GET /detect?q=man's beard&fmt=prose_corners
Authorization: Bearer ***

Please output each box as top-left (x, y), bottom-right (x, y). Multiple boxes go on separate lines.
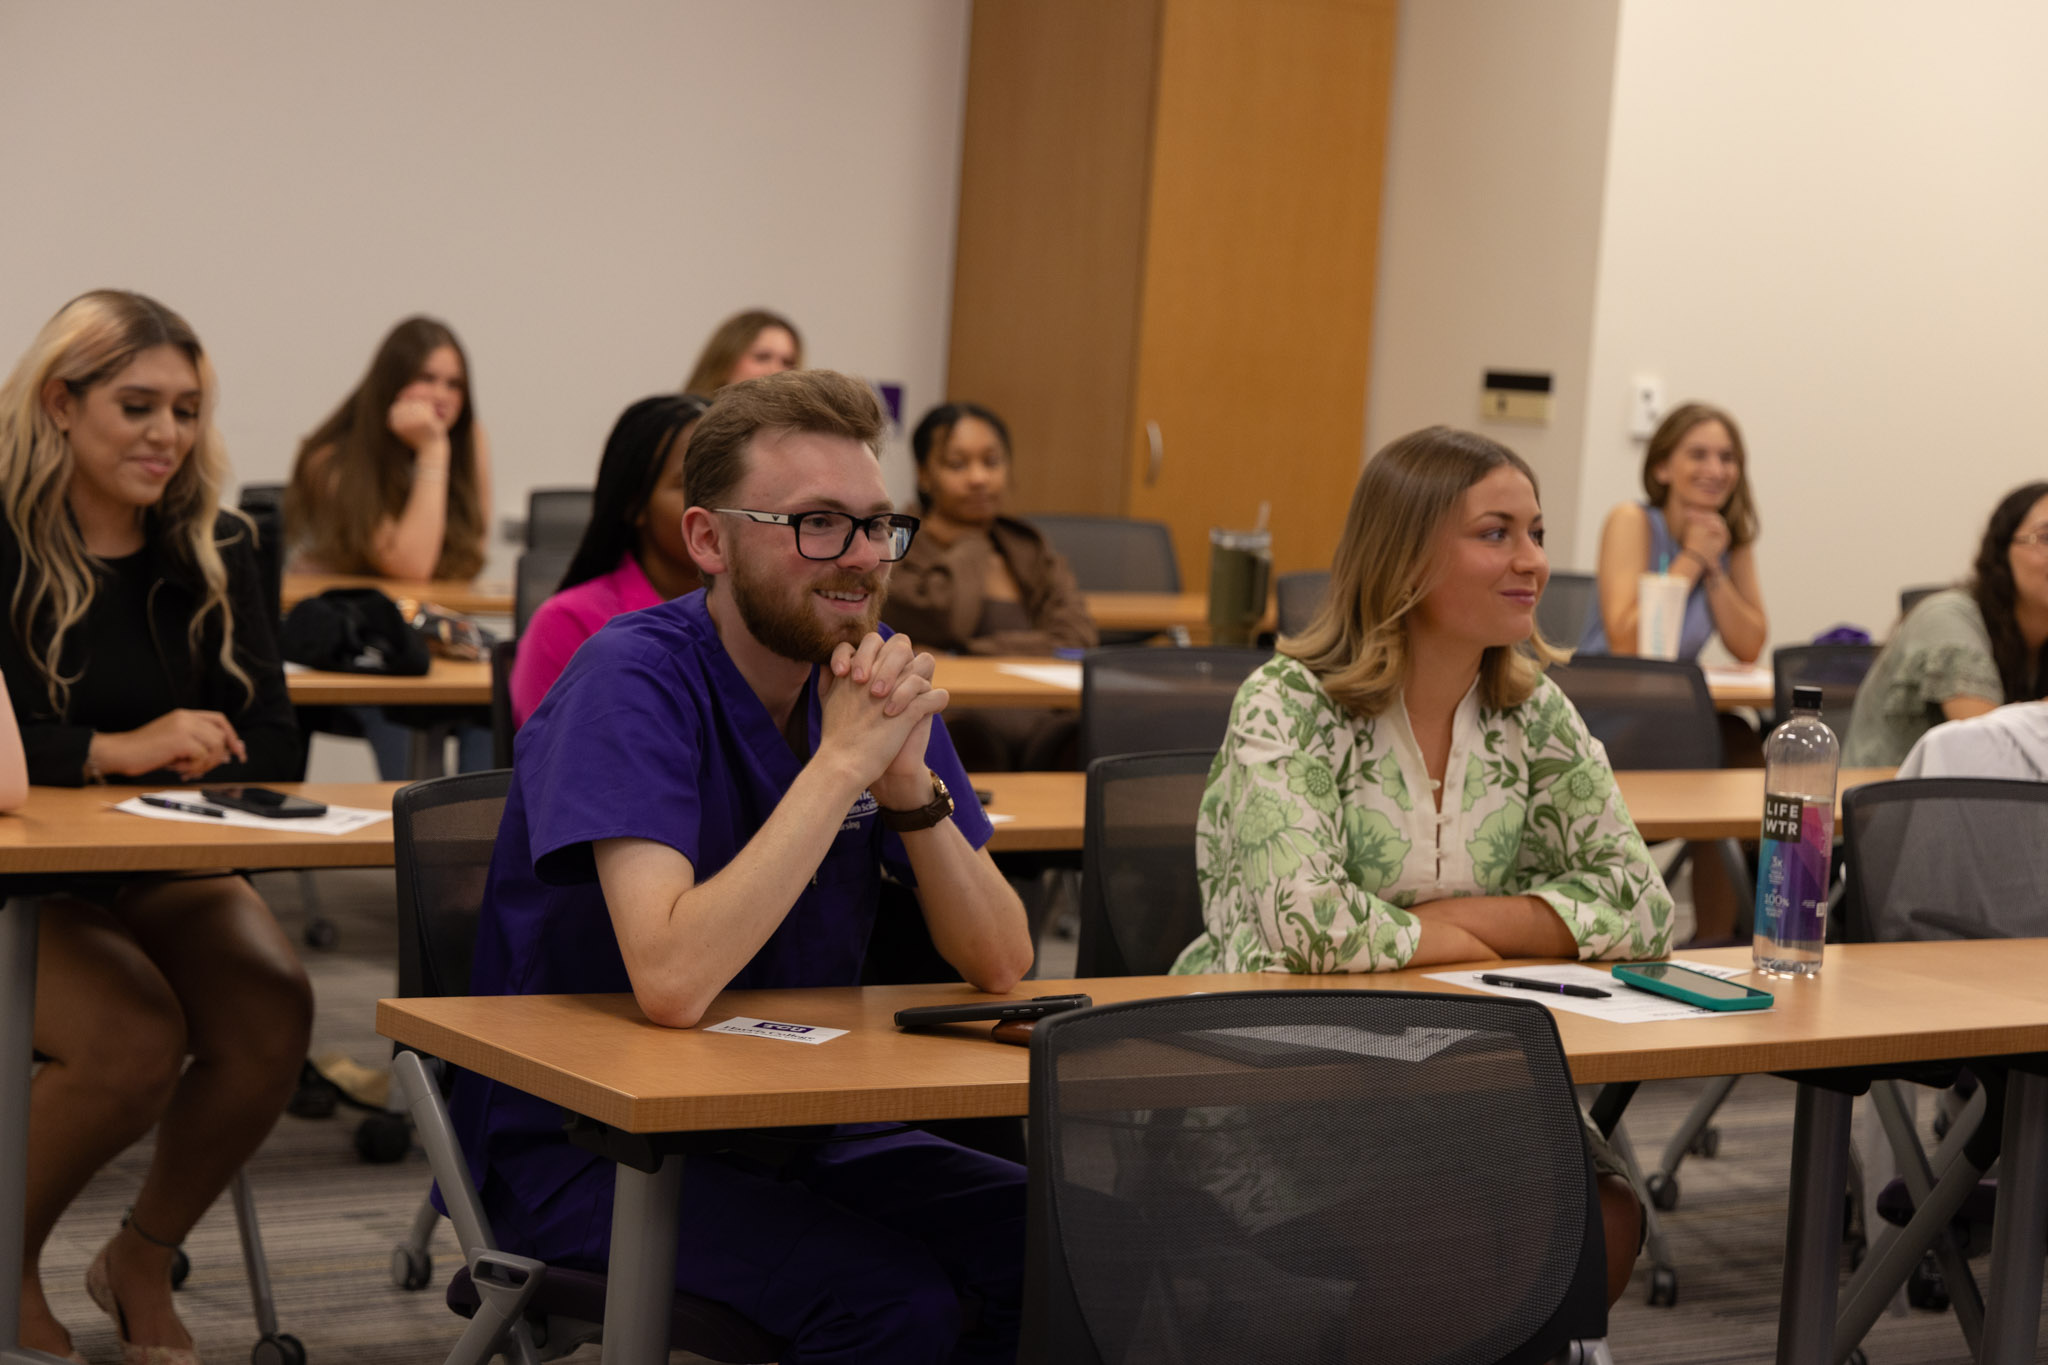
top-left (728, 554), bottom-right (887, 665)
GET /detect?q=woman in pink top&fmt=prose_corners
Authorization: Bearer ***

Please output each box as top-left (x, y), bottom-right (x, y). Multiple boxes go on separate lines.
top-left (510, 393), bottom-right (709, 725)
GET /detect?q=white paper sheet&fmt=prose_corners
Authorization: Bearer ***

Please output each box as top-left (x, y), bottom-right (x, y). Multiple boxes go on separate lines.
top-left (986, 813), bottom-right (1015, 825)
top-left (993, 662), bottom-right (1082, 691)
top-left (1425, 959), bottom-right (1769, 1023)
top-left (702, 1016), bottom-right (847, 1045)
top-left (1703, 663), bottom-right (1774, 693)
top-left (115, 790), bottom-right (391, 837)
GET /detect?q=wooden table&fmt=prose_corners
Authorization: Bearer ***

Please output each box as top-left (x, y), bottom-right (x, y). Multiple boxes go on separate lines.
top-left (379, 942), bottom-right (2048, 1364)
top-left (1083, 590), bottom-right (1209, 636)
top-left (0, 782), bottom-right (403, 1359)
top-left (931, 656), bottom-right (1081, 710)
top-left (286, 658), bottom-right (492, 707)
top-left (282, 573), bottom-right (513, 617)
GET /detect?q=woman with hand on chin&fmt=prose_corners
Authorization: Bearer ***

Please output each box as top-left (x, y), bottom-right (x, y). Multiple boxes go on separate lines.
top-left (286, 317), bottom-right (492, 774)
top-left (1582, 402), bottom-right (1767, 663)
top-left (1173, 425), bottom-right (1669, 1305)
top-left (0, 290), bottom-right (311, 1364)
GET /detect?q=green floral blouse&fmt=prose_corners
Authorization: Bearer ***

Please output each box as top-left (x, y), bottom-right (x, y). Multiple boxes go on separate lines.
top-left (1172, 655), bottom-right (1674, 974)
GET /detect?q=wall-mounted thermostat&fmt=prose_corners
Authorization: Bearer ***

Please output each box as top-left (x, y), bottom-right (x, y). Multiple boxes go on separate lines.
top-left (1481, 370), bottom-right (1553, 425)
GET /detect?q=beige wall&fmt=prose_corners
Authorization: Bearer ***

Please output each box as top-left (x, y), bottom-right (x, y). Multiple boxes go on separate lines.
top-left (1577, 0), bottom-right (2048, 646)
top-left (1367, 0), bottom-right (1622, 568)
top-left (0, 1), bottom-right (971, 569)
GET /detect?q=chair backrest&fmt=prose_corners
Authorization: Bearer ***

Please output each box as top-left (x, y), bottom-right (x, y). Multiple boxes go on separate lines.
top-left (1538, 572), bottom-right (1597, 647)
top-left (1771, 643), bottom-right (1879, 740)
top-left (1077, 750), bottom-right (1212, 977)
top-left (1080, 646), bottom-right (1269, 766)
top-left (237, 483), bottom-right (287, 616)
top-left (393, 770), bottom-right (514, 1000)
top-left (1022, 990), bottom-right (1607, 1365)
top-left (1899, 584), bottom-right (1944, 619)
top-left (1030, 515), bottom-right (1181, 593)
top-left (1273, 570), bottom-right (1329, 638)
top-left (526, 487), bottom-right (594, 550)
top-left (489, 638), bottom-right (517, 768)
top-left (1840, 778), bottom-right (2048, 943)
top-left (515, 548), bottom-right (573, 636)
top-left (1546, 655), bottom-right (1721, 769)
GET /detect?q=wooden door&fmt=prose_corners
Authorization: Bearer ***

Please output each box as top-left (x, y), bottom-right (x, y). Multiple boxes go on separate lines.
top-left (1125, 0), bottom-right (1397, 586)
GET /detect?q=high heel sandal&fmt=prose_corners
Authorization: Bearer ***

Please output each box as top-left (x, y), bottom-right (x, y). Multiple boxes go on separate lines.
top-left (84, 1212), bottom-right (202, 1365)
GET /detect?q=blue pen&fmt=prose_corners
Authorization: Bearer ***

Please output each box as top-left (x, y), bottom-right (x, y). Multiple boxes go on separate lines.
top-left (1481, 972), bottom-right (1610, 1000)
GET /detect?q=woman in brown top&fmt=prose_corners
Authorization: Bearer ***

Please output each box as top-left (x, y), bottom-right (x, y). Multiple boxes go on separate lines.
top-left (883, 402), bottom-right (1096, 768)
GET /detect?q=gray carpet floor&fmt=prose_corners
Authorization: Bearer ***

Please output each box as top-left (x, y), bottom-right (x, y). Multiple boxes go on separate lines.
top-left (31, 867), bottom-right (2038, 1363)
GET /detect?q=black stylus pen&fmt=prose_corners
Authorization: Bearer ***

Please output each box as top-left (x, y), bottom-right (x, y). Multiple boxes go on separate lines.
top-left (139, 795), bottom-right (226, 818)
top-left (1481, 972), bottom-right (1610, 1000)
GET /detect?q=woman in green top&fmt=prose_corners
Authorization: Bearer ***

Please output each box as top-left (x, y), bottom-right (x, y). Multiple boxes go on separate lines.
top-left (1174, 426), bottom-right (1673, 977)
top-left (1844, 481), bottom-right (2048, 767)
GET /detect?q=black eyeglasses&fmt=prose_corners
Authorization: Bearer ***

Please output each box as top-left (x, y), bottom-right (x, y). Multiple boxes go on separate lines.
top-left (716, 508), bottom-right (921, 562)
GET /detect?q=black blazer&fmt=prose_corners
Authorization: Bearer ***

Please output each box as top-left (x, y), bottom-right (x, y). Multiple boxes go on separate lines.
top-left (0, 511), bottom-right (303, 786)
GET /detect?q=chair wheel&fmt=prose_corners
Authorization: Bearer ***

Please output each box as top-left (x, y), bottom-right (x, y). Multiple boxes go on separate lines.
top-left (250, 1332), bottom-right (306, 1365)
top-left (1687, 1125), bottom-right (1721, 1158)
top-left (1846, 1352), bottom-right (1867, 1365)
top-left (1646, 1172), bottom-right (1680, 1211)
top-left (303, 917), bottom-right (338, 951)
top-left (169, 1246), bottom-right (190, 1290)
top-left (354, 1112), bottom-right (412, 1164)
top-left (389, 1244), bottom-right (433, 1291)
top-left (1907, 1253), bottom-right (1950, 1312)
top-left (1648, 1265), bottom-right (1678, 1308)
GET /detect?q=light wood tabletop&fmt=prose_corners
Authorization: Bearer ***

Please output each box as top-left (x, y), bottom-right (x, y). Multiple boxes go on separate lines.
top-left (931, 656), bottom-right (1082, 710)
top-left (1083, 590), bottom-right (1210, 634)
top-left (285, 657), bottom-right (492, 707)
top-left (974, 772), bottom-right (1085, 852)
top-left (0, 782), bottom-right (404, 874)
top-left (377, 940), bottom-right (2048, 1135)
top-left (281, 573), bottom-right (513, 617)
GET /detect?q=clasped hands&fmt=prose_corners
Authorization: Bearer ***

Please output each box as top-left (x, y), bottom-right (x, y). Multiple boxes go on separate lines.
top-left (818, 632), bottom-right (950, 811)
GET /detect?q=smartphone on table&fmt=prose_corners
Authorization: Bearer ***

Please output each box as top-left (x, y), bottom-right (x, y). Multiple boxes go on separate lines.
top-left (894, 994), bottom-right (1092, 1030)
top-left (1610, 962), bottom-right (1775, 1012)
top-left (200, 786), bottom-right (329, 819)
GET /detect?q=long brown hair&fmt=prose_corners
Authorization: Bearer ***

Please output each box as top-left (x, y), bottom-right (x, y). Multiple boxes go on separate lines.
top-left (1970, 481), bottom-right (2048, 702)
top-left (1641, 402), bottom-right (1759, 549)
top-left (1284, 426), bottom-right (1561, 718)
top-left (286, 316), bottom-right (484, 579)
top-left (0, 290), bottom-right (249, 713)
top-left (683, 310), bottom-right (803, 393)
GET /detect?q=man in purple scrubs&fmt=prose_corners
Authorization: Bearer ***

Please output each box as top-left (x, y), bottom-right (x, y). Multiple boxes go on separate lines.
top-left (454, 370), bottom-right (1035, 1363)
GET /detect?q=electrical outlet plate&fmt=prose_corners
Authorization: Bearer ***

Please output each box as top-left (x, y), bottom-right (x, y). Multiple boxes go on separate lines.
top-left (1629, 376), bottom-right (1665, 440)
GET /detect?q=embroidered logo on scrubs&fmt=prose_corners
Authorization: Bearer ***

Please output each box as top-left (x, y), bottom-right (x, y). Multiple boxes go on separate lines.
top-left (842, 790), bottom-right (879, 832)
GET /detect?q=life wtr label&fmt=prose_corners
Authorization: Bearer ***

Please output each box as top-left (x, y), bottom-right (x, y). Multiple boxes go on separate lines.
top-left (1754, 794), bottom-right (1831, 942)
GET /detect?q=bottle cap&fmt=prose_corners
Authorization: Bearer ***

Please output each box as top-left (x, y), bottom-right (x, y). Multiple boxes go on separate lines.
top-left (1792, 684), bottom-right (1824, 711)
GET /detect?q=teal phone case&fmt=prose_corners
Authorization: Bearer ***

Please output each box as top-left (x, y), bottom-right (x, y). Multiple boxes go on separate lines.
top-left (1611, 963), bottom-right (1775, 1012)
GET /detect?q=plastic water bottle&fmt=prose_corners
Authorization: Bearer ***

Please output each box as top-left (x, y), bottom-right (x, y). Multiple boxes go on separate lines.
top-left (1753, 685), bottom-right (1840, 977)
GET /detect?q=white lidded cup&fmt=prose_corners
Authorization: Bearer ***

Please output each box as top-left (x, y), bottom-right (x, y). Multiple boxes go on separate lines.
top-left (1636, 572), bottom-right (1688, 660)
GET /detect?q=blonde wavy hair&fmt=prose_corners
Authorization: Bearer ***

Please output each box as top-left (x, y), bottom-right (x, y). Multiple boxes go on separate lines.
top-left (0, 290), bottom-right (249, 714)
top-left (683, 309), bottom-right (804, 394)
top-left (1283, 425), bottom-right (1563, 718)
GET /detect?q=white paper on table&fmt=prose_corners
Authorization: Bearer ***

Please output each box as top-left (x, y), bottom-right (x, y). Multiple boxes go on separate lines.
top-left (986, 812), bottom-right (1016, 825)
top-left (993, 662), bottom-right (1082, 691)
top-left (1425, 962), bottom-right (1761, 1023)
top-left (114, 790), bottom-right (391, 837)
top-left (1703, 663), bottom-right (1774, 693)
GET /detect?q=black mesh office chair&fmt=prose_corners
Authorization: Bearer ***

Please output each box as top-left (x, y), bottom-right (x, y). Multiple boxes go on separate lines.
top-left (1546, 656), bottom-right (1721, 770)
top-left (1020, 991), bottom-right (1610, 1364)
top-left (525, 487), bottom-right (594, 551)
top-left (1539, 572), bottom-right (1597, 648)
top-left (385, 771), bottom-right (786, 1362)
top-left (515, 549), bottom-right (573, 636)
top-left (1829, 779), bottom-right (2048, 1360)
top-left (1075, 751), bottom-right (1211, 977)
top-left (1079, 646), bottom-right (1269, 766)
top-left (1899, 585), bottom-right (1945, 619)
top-left (1273, 570), bottom-right (1329, 638)
top-left (1031, 515), bottom-right (1181, 644)
top-left (489, 639), bottom-right (518, 769)
top-left (1771, 644), bottom-right (1879, 738)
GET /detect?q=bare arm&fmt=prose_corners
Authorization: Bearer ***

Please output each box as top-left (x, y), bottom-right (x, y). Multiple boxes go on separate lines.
top-left (1942, 696), bottom-right (1998, 722)
top-left (0, 675), bottom-right (25, 811)
top-left (1413, 895), bottom-right (1576, 960)
top-left (1701, 542), bottom-right (1768, 663)
top-left (368, 397), bottom-right (457, 580)
top-left (1592, 504), bottom-right (1650, 654)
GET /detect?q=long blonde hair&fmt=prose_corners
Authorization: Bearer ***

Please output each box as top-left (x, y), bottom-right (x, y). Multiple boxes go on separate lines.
top-left (1285, 426), bottom-right (1563, 717)
top-left (683, 309), bottom-right (803, 393)
top-left (0, 290), bottom-right (249, 714)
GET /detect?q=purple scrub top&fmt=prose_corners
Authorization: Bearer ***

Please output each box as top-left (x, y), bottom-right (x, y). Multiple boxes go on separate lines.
top-left (451, 589), bottom-right (993, 1211)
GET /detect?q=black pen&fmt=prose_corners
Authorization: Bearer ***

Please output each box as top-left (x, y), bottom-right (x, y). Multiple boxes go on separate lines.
top-left (1481, 972), bottom-right (1610, 1000)
top-left (139, 795), bottom-right (226, 819)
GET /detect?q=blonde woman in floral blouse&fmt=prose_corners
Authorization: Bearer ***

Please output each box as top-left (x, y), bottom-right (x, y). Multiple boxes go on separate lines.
top-left (1174, 426), bottom-right (1673, 977)
top-left (1173, 426), bottom-right (1670, 1304)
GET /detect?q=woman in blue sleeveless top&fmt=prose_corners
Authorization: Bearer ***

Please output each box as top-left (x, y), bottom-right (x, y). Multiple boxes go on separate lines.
top-left (1582, 402), bottom-right (1768, 663)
